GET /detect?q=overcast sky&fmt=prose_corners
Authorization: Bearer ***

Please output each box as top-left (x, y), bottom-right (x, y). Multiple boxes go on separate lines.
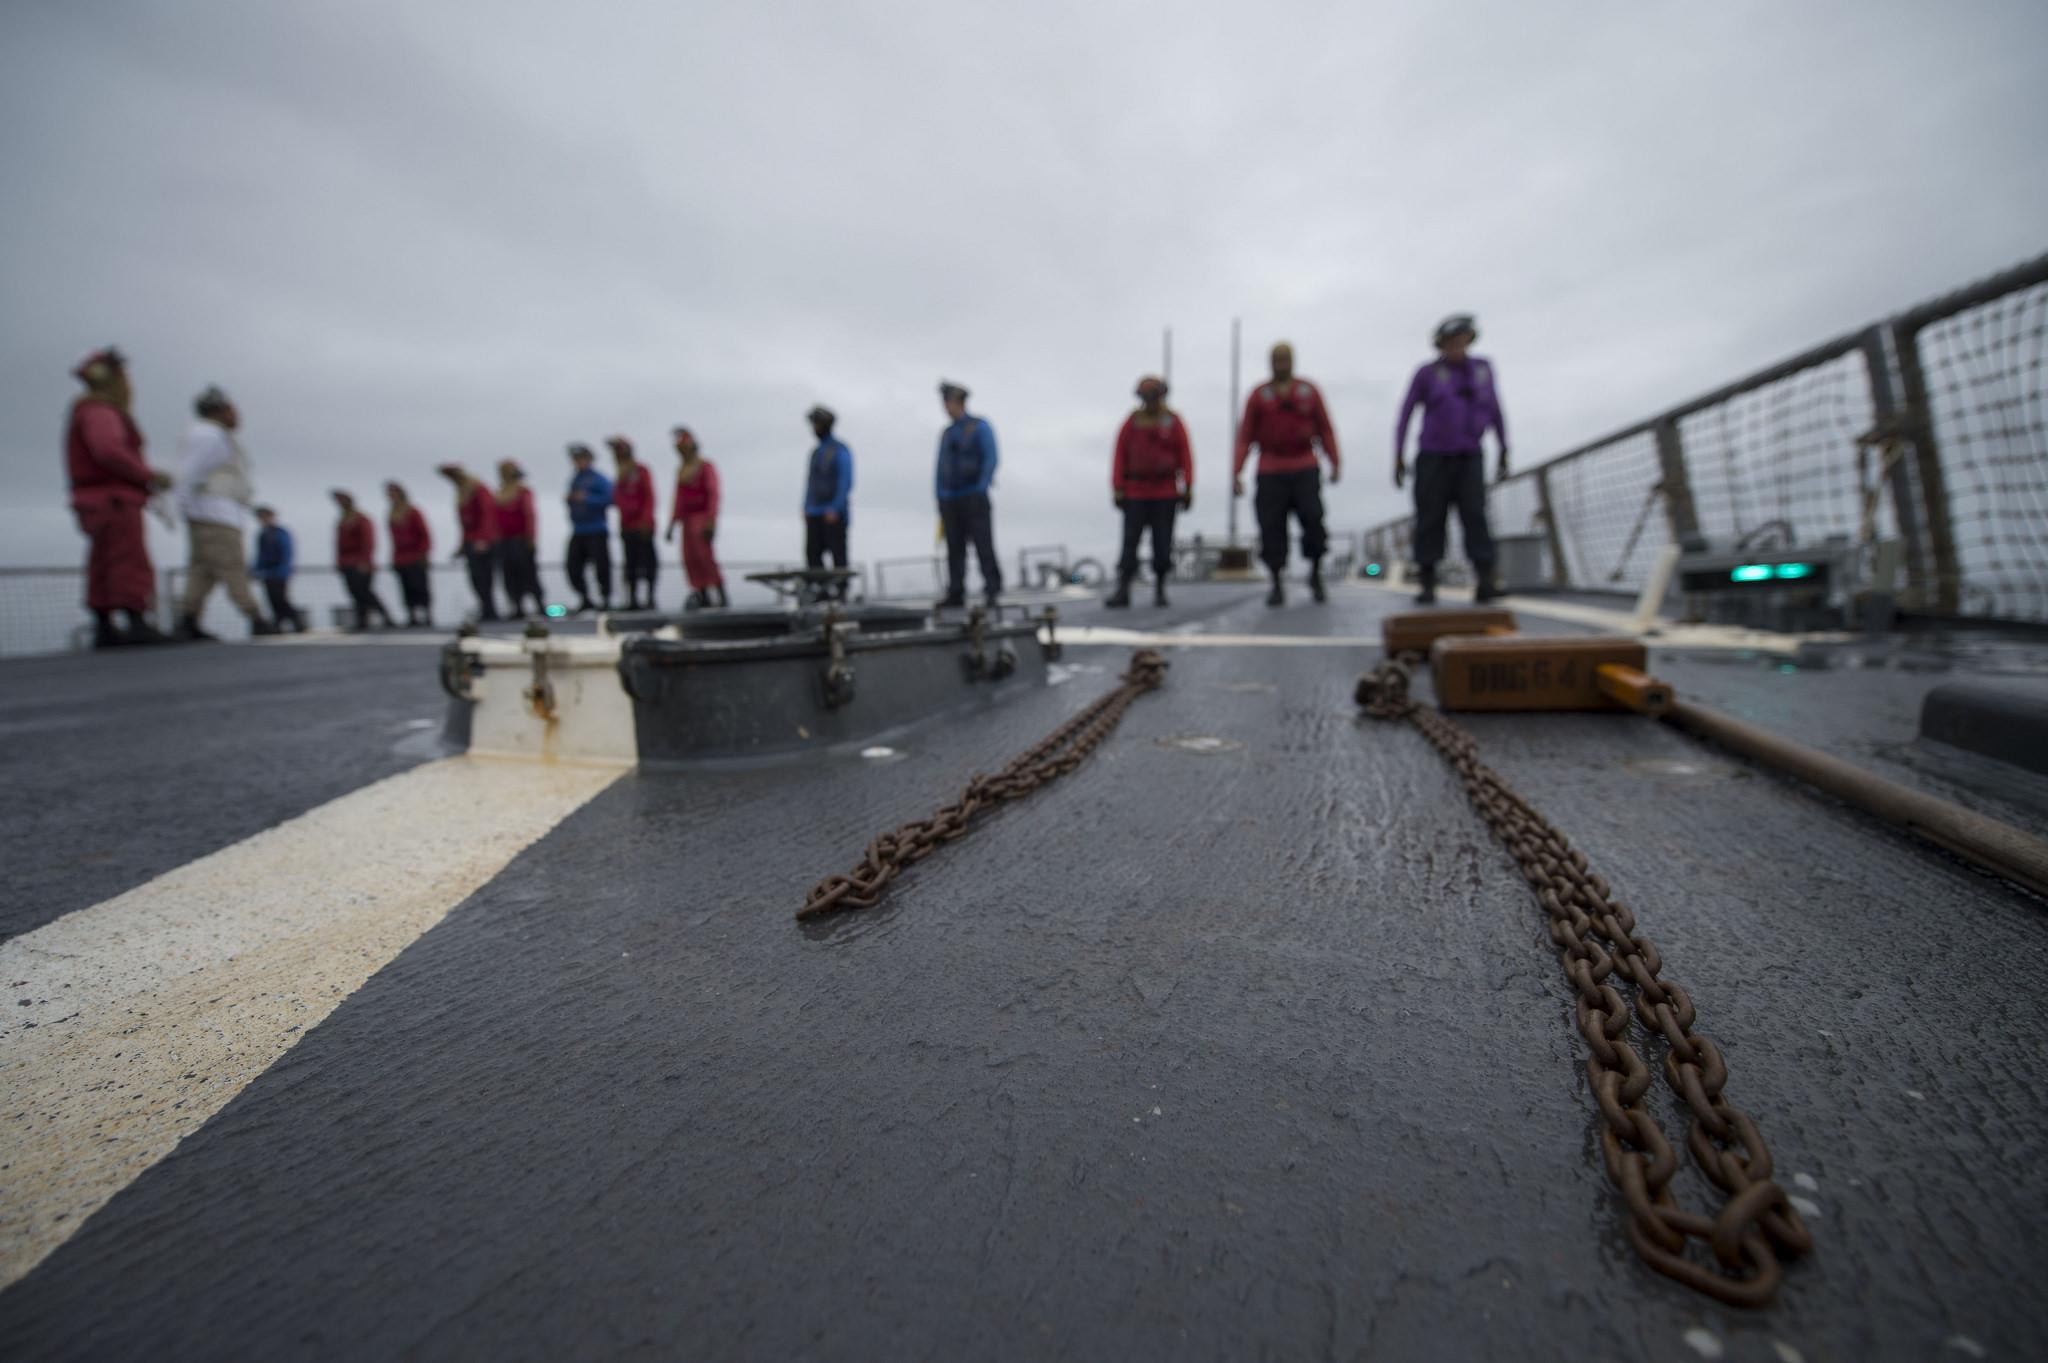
top-left (4, 0), bottom-right (2045, 581)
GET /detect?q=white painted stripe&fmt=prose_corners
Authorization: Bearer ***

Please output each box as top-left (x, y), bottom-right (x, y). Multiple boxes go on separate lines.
top-left (0, 756), bottom-right (622, 1289)
top-left (1349, 580), bottom-right (1852, 654)
top-left (1060, 625), bottom-right (1377, 648)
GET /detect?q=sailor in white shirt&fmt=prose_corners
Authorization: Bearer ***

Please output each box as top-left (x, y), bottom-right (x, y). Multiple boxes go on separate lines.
top-left (175, 386), bottom-right (275, 639)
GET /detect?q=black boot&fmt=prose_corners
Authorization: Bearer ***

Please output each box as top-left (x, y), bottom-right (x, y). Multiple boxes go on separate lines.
top-left (1266, 573), bottom-right (1285, 607)
top-left (713, 584), bottom-right (729, 608)
top-left (1105, 575), bottom-right (1132, 608)
top-left (1154, 574), bottom-right (1170, 608)
top-left (1473, 566), bottom-right (1501, 604)
top-left (176, 613), bottom-right (219, 642)
top-left (123, 610), bottom-right (171, 644)
top-left (1309, 559), bottom-right (1327, 603)
top-left (1414, 567), bottom-right (1437, 606)
top-left (250, 614), bottom-right (280, 637)
top-left (936, 590), bottom-right (965, 610)
top-left (93, 611), bottom-right (124, 649)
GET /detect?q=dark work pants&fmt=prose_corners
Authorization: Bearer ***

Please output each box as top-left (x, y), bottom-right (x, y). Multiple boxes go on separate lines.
top-left (394, 563), bottom-right (431, 615)
top-left (499, 539), bottom-right (541, 613)
top-left (1254, 468), bottom-right (1328, 572)
top-left (805, 514), bottom-right (850, 596)
top-left (621, 530), bottom-right (657, 594)
top-left (1412, 450), bottom-right (1495, 569)
top-left (262, 577), bottom-right (297, 627)
top-left (341, 568), bottom-right (393, 628)
top-left (939, 494), bottom-right (1001, 598)
top-left (1118, 498), bottom-right (1178, 579)
top-left (464, 544), bottom-right (499, 619)
top-left (567, 531), bottom-right (612, 604)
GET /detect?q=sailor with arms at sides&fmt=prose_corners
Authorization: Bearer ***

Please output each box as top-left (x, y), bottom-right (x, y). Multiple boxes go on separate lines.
top-left (495, 460), bottom-right (543, 619)
top-left (803, 404), bottom-right (854, 601)
top-left (1107, 375), bottom-right (1193, 609)
top-left (611, 435), bottom-right (659, 611)
top-left (385, 481), bottom-right (433, 627)
top-left (332, 489), bottom-right (396, 631)
top-left (665, 426), bottom-right (726, 609)
top-left (250, 505), bottom-right (307, 632)
top-left (174, 384), bottom-right (275, 640)
top-left (934, 380), bottom-right (1001, 609)
top-left (437, 462), bottom-right (500, 620)
top-left (564, 442), bottom-right (614, 614)
top-left (1394, 313), bottom-right (1508, 605)
top-left (1233, 341), bottom-right (1341, 607)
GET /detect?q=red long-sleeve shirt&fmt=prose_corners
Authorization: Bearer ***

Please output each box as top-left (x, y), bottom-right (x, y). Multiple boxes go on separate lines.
top-left (670, 461), bottom-right (721, 522)
top-left (458, 482), bottom-right (499, 546)
top-left (337, 512), bottom-right (375, 570)
top-left (614, 463), bottom-right (656, 532)
top-left (1112, 411), bottom-right (1194, 500)
top-left (1233, 379), bottom-right (1339, 477)
top-left (388, 506), bottom-right (431, 565)
top-left (65, 400), bottom-right (154, 510)
top-left (495, 486), bottom-right (536, 541)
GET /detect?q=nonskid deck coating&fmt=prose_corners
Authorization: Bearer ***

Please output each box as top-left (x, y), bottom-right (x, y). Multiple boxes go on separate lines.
top-left (1, 583), bottom-right (2043, 1361)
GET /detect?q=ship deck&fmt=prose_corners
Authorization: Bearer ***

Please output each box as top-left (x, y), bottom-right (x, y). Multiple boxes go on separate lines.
top-left (3, 582), bottom-right (2044, 1362)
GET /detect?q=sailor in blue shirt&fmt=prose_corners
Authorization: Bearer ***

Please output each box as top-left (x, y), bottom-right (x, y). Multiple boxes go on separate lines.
top-left (564, 443), bottom-right (615, 613)
top-left (803, 405), bottom-right (854, 601)
top-left (249, 505), bottom-right (307, 631)
top-left (933, 380), bottom-right (1001, 607)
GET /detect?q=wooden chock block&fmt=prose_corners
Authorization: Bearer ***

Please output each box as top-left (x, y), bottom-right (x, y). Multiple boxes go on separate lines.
top-left (1382, 609), bottom-right (1517, 657)
top-left (1429, 634), bottom-right (1650, 711)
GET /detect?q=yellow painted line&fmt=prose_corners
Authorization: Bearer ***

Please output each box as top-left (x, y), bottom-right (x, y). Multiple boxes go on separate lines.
top-left (0, 756), bottom-right (622, 1289)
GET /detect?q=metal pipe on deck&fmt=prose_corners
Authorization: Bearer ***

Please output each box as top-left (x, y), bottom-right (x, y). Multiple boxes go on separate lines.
top-left (1663, 699), bottom-right (2048, 900)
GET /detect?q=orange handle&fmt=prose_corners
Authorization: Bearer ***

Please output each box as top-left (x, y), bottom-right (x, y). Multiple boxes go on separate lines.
top-left (1596, 662), bottom-right (1673, 715)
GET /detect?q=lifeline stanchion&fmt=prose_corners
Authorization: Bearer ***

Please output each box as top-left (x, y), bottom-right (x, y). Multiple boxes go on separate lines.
top-left (1357, 654), bottom-right (1813, 1307)
top-left (799, 650), bottom-right (1168, 920)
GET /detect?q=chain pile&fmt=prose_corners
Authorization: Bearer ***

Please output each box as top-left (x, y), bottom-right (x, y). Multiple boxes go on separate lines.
top-left (1357, 655), bottom-right (1812, 1306)
top-left (799, 650), bottom-right (1168, 921)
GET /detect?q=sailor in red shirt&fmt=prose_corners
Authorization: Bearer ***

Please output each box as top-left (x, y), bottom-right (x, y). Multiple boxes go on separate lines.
top-left (494, 460), bottom-right (542, 619)
top-left (610, 436), bottom-right (659, 611)
top-left (63, 347), bottom-right (173, 647)
top-left (384, 481), bottom-right (433, 627)
top-left (332, 490), bottom-right (395, 630)
top-left (437, 463), bottom-right (500, 621)
top-left (663, 427), bottom-right (726, 609)
top-left (1106, 375), bottom-right (1194, 609)
top-left (1232, 341), bottom-right (1341, 606)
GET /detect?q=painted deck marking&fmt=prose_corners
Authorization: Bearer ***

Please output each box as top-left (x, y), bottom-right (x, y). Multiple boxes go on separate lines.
top-left (0, 756), bottom-right (622, 1289)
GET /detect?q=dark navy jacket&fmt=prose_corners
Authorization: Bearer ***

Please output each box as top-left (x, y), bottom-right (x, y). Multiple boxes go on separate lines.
top-left (566, 468), bottom-right (613, 535)
top-left (251, 524), bottom-right (294, 580)
top-left (934, 416), bottom-right (998, 501)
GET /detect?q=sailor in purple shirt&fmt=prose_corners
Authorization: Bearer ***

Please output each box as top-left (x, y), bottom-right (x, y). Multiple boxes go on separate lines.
top-left (1394, 314), bottom-right (1510, 604)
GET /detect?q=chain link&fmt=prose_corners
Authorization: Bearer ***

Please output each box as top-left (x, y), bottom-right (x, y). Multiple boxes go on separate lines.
top-left (1358, 654), bottom-right (1813, 1306)
top-left (799, 650), bottom-right (1168, 921)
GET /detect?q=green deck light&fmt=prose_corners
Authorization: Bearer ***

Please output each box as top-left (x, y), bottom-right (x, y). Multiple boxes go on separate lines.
top-left (544, 603), bottom-right (568, 618)
top-left (1365, 562), bottom-right (1383, 577)
top-left (1774, 562), bottom-right (1815, 580)
top-left (1730, 564), bottom-right (1773, 582)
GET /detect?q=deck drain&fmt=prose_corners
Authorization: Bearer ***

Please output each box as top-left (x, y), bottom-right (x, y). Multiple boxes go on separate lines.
top-left (1157, 735), bottom-right (1243, 755)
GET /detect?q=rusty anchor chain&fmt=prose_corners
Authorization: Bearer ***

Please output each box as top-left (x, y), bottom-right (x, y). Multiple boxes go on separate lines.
top-left (799, 650), bottom-right (1168, 921)
top-left (1356, 654), bottom-right (1813, 1307)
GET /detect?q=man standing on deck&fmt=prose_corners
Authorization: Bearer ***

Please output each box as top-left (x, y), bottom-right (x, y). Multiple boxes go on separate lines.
top-left (386, 481), bottom-right (432, 627)
top-left (934, 381), bottom-right (1001, 609)
top-left (63, 347), bottom-right (173, 647)
top-left (438, 463), bottom-right (500, 620)
top-left (1233, 342), bottom-right (1341, 607)
top-left (1395, 314), bottom-right (1509, 605)
top-left (173, 385), bottom-right (275, 640)
top-left (250, 506), bottom-right (306, 631)
top-left (565, 443), bottom-right (614, 614)
top-left (332, 490), bottom-right (396, 631)
top-left (610, 436), bottom-right (658, 611)
top-left (803, 405), bottom-right (853, 601)
top-left (495, 460), bottom-right (542, 618)
top-left (1108, 375), bottom-right (1194, 609)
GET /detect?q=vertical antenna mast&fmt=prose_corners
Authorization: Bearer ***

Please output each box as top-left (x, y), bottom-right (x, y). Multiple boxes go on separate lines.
top-left (1163, 326), bottom-right (1173, 386)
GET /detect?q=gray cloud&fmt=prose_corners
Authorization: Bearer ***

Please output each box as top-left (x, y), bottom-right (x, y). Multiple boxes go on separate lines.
top-left (4, 0), bottom-right (2045, 579)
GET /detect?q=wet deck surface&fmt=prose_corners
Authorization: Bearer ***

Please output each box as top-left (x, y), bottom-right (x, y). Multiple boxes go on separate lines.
top-left (3, 584), bottom-right (2045, 1360)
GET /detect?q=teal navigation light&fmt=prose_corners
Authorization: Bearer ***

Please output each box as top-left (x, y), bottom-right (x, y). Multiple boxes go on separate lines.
top-left (544, 603), bottom-right (568, 618)
top-left (1730, 564), bottom-right (1773, 582)
top-left (1730, 562), bottom-right (1819, 584)
top-left (1773, 562), bottom-right (1815, 580)
top-left (1365, 562), bottom-right (1383, 578)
